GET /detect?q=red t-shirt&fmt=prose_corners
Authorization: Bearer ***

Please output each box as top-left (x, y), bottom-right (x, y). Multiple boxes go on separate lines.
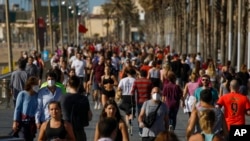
top-left (217, 92), bottom-right (250, 130)
top-left (89, 45), bottom-right (95, 53)
top-left (140, 65), bottom-right (151, 75)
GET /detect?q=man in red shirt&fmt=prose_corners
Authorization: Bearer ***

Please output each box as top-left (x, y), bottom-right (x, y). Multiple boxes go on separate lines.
top-left (90, 56), bottom-right (105, 110)
top-left (130, 70), bottom-right (152, 135)
top-left (140, 60), bottom-right (151, 75)
top-left (217, 79), bottom-right (250, 130)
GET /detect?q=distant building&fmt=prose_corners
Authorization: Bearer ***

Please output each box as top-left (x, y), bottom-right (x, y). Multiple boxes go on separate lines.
top-left (84, 6), bottom-right (115, 39)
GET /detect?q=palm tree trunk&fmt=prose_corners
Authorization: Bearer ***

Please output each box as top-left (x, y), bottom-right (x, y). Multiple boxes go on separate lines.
top-left (231, 1), bottom-right (237, 67)
top-left (220, 0), bottom-right (226, 65)
top-left (190, 0), bottom-right (197, 54)
top-left (200, 0), bottom-right (206, 57)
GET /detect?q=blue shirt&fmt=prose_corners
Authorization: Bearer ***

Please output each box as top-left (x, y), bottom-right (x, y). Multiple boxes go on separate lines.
top-left (35, 87), bottom-right (62, 123)
top-left (194, 87), bottom-right (218, 105)
top-left (13, 91), bottom-right (38, 121)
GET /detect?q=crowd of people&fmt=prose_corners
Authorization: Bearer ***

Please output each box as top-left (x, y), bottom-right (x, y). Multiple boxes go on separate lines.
top-left (8, 41), bottom-right (250, 141)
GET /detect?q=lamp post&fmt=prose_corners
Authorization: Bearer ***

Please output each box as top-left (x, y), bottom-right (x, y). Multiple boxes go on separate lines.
top-left (32, 0), bottom-right (38, 51)
top-left (5, 0), bottom-right (13, 72)
top-left (48, 0), bottom-right (53, 52)
top-left (66, 0), bottom-right (72, 43)
top-left (58, 0), bottom-right (63, 46)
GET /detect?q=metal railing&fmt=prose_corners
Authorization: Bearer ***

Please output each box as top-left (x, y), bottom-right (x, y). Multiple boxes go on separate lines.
top-left (0, 60), bottom-right (51, 109)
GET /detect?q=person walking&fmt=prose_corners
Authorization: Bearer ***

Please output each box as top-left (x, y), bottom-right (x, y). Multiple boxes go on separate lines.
top-left (138, 87), bottom-right (169, 141)
top-left (35, 71), bottom-right (63, 129)
top-left (94, 99), bottom-right (129, 141)
top-left (12, 76), bottom-right (39, 141)
top-left (118, 69), bottom-right (136, 127)
top-left (60, 76), bottom-right (92, 141)
top-left (186, 89), bottom-right (228, 140)
top-left (183, 71), bottom-right (199, 117)
top-left (25, 56), bottom-right (38, 78)
top-left (90, 55), bottom-right (105, 109)
top-left (194, 74), bottom-right (218, 105)
top-left (9, 59), bottom-right (28, 107)
top-left (130, 70), bottom-right (152, 135)
top-left (101, 66), bottom-right (118, 106)
top-left (162, 72), bottom-right (183, 131)
top-left (97, 117), bottom-right (119, 141)
top-left (38, 101), bottom-right (75, 141)
top-left (216, 79), bottom-right (250, 130)
top-left (188, 109), bottom-right (224, 141)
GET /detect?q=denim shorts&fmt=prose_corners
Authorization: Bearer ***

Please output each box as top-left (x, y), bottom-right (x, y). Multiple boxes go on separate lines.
top-left (93, 81), bottom-right (101, 90)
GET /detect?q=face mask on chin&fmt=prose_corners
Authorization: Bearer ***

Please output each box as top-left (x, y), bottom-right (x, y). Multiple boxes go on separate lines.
top-left (152, 93), bottom-right (161, 101)
top-left (47, 80), bottom-right (55, 87)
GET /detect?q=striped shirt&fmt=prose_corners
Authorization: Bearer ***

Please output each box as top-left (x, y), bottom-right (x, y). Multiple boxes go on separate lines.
top-left (130, 78), bottom-right (153, 104)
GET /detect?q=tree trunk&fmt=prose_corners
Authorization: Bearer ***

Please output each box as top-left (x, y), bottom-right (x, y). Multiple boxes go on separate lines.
top-left (190, 0), bottom-right (197, 54)
top-left (200, 0), bottom-right (206, 57)
top-left (220, 0), bottom-right (226, 65)
top-left (231, 1), bottom-right (237, 67)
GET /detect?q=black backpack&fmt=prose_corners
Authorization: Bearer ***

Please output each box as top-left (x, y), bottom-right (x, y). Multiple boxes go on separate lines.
top-left (70, 95), bottom-right (90, 130)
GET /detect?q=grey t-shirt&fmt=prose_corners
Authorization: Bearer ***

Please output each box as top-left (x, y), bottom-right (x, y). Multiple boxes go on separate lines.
top-left (142, 100), bottom-right (168, 137)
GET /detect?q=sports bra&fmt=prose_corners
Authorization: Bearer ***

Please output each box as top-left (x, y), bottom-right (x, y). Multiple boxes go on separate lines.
top-left (45, 120), bottom-right (67, 140)
top-left (103, 76), bottom-right (114, 85)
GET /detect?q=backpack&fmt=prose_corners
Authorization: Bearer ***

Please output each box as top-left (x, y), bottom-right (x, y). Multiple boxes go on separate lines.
top-left (70, 94), bottom-right (90, 130)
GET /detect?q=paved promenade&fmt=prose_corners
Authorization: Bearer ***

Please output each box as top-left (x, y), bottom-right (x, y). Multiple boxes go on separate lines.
top-left (0, 96), bottom-right (250, 141)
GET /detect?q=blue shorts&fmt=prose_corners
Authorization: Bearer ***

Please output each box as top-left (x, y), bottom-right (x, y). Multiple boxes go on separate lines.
top-left (93, 81), bottom-right (101, 90)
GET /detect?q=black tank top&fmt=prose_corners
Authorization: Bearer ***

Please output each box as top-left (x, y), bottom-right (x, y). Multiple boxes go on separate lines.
top-left (103, 76), bottom-right (114, 85)
top-left (115, 128), bottom-right (122, 141)
top-left (45, 120), bottom-right (67, 140)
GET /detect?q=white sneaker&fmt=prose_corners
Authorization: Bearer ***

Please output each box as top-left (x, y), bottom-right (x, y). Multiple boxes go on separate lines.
top-left (97, 102), bottom-right (101, 109)
top-left (94, 102), bottom-right (97, 109)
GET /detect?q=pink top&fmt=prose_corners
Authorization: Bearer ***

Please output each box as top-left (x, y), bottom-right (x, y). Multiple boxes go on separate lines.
top-left (187, 82), bottom-right (199, 96)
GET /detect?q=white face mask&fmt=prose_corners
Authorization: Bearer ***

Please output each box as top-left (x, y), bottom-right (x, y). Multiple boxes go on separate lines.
top-left (152, 93), bottom-right (161, 101)
top-left (48, 80), bottom-right (55, 87)
top-left (32, 85), bottom-right (40, 93)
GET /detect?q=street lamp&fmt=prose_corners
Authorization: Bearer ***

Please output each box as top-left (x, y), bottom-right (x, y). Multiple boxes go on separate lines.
top-left (48, 0), bottom-right (54, 53)
top-left (5, 0), bottom-right (13, 72)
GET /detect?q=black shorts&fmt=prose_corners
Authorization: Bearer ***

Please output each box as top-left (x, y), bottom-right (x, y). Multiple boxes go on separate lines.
top-left (119, 95), bottom-right (136, 115)
top-left (102, 88), bottom-right (115, 98)
top-left (85, 74), bottom-right (91, 82)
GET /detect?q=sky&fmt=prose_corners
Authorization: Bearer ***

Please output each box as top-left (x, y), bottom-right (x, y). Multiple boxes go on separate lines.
top-left (4, 0), bottom-right (106, 13)
top-left (89, 0), bottom-right (106, 13)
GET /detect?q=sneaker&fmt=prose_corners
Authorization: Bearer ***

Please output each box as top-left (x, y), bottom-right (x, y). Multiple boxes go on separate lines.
top-left (169, 125), bottom-right (174, 132)
top-left (138, 132), bottom-right (142, 137)
top-left (94, 102), bottom-right (97, 109)
top-left (97, 102), bottom-right (102, 109)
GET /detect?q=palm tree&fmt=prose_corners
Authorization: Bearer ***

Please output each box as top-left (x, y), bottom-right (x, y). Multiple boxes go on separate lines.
top-left (108, 0), bottom-right (138, 42)
top-left (101, 3), bottom-right (114, 41)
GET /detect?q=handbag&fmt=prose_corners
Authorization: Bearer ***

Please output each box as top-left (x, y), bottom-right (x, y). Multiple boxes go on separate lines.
top-left (143, 101), bottom-right (162, 128)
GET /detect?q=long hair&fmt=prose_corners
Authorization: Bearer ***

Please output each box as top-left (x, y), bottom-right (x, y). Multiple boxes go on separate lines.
top-left (100, 99), bottom-right (123, 122)
top-left (199, 109), bottom-right (216, 133)
top-left (24, 76), bottom-right (38, 91)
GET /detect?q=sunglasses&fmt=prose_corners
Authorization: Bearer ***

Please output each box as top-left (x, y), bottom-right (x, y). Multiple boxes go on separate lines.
top-left (202, 79), bottom-right (209, 82)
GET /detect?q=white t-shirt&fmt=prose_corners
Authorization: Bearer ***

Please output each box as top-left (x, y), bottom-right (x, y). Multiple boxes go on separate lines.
top-left (118, 77), bottom-right (135, 95)
top-left (69, 55), bottom-right (76, 65)
top-left (71, 59), bottom-right (86, 77)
